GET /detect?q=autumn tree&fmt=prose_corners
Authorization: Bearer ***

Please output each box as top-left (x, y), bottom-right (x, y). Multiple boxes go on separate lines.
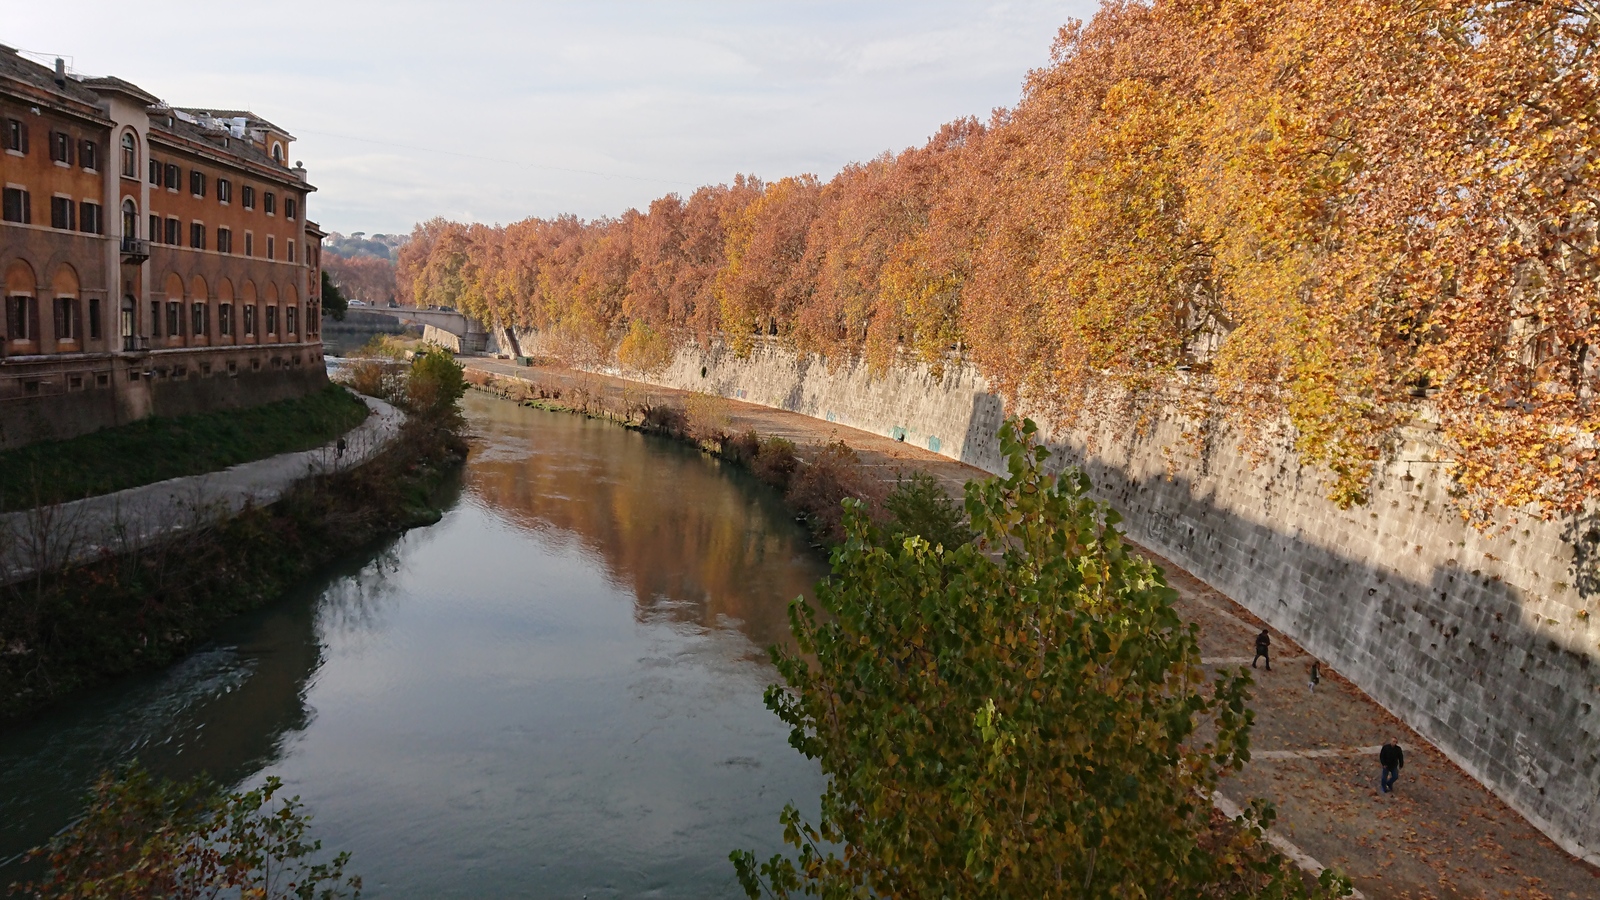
top-left (732, 420), bottom-right (1350, 899)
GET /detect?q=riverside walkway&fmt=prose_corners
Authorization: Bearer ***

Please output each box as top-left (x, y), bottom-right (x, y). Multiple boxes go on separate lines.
top-left (0, 392), bottom-right (403, 586)
top-left (465, 357), bottom-right (1599, 900)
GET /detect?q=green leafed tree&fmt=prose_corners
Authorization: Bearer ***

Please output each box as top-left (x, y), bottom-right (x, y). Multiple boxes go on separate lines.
top-left (321, 269), bottom-right (349, 322)
top-left (732, 419), bottom-right (1350, 899)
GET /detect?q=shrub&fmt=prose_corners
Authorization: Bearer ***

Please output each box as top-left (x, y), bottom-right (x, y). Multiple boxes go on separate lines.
top-left (785, 441), bottom-right (885, 543)
top-left (17, 764), bottom-right (361, 900)
top-left (733, 419), bottom-right (1350, 899)
top-left (406, 344), bottom-right (466, 413)
top-left (722, 430), bottom-right (761, 466)
top-left (884, 470), bottom-right (973, 550)
top-left (684, 392), bottom-right (731, 444)
top-left (750, 437), bottom-right (798, 491)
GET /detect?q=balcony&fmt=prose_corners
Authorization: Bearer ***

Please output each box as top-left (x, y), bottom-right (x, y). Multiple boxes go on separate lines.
top-left (122, 334), bottom-right (149, 352)
top-left (119, 237), bottom-right (150, 265)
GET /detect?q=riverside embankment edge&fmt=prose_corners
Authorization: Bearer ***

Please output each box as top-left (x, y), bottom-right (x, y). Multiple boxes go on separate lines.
top-left (486, 330), bottom-right (1600, 869)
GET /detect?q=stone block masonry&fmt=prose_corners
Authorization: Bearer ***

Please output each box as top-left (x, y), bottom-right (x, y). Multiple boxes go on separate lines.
top-left (498, 328), bottom-right (1600, 866)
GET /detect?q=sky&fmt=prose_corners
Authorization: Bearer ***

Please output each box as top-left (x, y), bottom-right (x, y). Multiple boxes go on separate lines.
top-left (7, 1), bottom-right (1100, 236)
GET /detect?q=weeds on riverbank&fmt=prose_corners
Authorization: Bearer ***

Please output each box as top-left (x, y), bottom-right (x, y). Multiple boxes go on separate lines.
top-left (0, 364), bottom-right (469, 722)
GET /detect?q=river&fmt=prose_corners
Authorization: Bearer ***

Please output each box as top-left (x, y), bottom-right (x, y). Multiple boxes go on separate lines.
top-left (0, 390), bottom-right (829, 898)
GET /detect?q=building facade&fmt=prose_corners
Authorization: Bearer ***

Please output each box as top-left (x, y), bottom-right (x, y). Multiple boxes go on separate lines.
top-left (0, 45), bottom-right (326, 450)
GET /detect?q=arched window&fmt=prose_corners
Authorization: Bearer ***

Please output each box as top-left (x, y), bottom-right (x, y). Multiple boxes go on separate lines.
top-left (121, 199), bottom-right (138, 240)
top-left (120, 132), bottom-right (137, 178)
top-left (271, 142), bottom-right (283, 165)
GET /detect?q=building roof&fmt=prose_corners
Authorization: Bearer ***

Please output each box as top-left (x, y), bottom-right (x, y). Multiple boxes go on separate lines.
top-left (175, 108), bottom-right (294, 140)
top-left (80, 75), bottom-right (160, 106)
top-left (0, 44), bottom-right (106, 108)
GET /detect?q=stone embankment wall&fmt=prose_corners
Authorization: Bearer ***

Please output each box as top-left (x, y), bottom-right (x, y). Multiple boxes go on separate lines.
top-left (496, 328), bottom-right (1600, 865)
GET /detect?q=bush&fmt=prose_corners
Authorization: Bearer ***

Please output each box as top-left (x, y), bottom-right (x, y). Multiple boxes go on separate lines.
top-left (884, 470), bottom-right (973, 550)
top-left (750, 437), bottom-right (798, 491)
top-left (406, 344), bottom-right (466, 413)
top-left (17, 764), bottom-right (361, 900)
top-left (785, 441), bottom-right (885, 543)
top-left (733, 419), bottom-right (1351, 899)
top-left (684, 392), bottom-right (731, 444)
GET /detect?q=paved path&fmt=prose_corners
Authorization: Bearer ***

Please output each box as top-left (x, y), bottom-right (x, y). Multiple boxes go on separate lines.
top-left (0, 392), bottom-right (403, 585)
top-left (466, 358), bottom-right (1600, 899)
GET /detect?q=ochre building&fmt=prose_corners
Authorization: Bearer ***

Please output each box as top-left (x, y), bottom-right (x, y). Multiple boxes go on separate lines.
top-left (0, 44), bottom-right (327, 449)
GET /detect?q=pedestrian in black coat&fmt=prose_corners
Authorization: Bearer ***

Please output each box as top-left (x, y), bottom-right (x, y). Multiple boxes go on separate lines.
top-left (1252, 629), bottom-right (1271, 670)
top-left (1379, 741), bottom-right (1405, 793)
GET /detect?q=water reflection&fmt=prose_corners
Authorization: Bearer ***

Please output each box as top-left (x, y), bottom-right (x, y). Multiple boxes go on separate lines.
top-left (465, 392), bottom-right (819, 651)
top-left (2, 391), bottom-right (828, 898)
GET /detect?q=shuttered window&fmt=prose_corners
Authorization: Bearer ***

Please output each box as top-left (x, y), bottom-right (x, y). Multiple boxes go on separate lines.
top-left (4, 118), bottom-right (27, 154)
top-left (2, 188), bottom-right (29, 224)
top-left (81, 202), bottom-right (102, 235)
top-left (50, 196), bottom-right (75, 230)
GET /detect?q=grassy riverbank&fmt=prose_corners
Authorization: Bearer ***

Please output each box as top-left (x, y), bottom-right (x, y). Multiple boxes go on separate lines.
top-left (0, 384), bottom-right (370, 512)
top-left (0, 391), bottom-right (466, 723)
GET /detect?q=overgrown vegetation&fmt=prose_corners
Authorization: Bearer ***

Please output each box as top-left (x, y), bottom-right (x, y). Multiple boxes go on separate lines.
top-left (11, 765), bottom-right (360, 900)
top-left (732, 420), bottom-right (1351, 898)
top-left (0, 385), bottom-right (369, 512)
top-left (0, 355), bottom-right (469, 722)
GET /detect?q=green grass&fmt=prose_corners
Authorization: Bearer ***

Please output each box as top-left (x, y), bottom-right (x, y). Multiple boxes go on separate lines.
top-left (0, 384), bottom-right (370, 512)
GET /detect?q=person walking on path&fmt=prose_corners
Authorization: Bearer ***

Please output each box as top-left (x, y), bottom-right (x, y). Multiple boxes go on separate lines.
top-left (1252, 629), bottom-right (1271, 670)
top-left (1308, 660), bottom-right (1321, 692)
top-left (1380, 741), bottom-right (1405, 793)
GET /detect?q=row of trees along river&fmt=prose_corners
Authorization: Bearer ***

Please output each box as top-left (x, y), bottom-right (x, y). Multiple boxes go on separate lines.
top-left (397, 0), bottom-right (1600, 526)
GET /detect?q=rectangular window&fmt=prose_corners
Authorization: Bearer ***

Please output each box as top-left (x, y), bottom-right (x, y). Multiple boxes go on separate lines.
top-left (81, 202), bottom-right (102, 235)
top-left (89, 298), bottom-right (101, 339)
top-left (148, 214), bottom-right (159, 243)
top-left (266, 305), bottom-right (277, 334)
top-left (190, 170), bottom-right (206, 197)
top-left (267, 236), bottom-right (275, 260)
top-left (245, 233), bottom-right (254, 257)
top-left (165, 163), bottom-right (180, 190)
top-left (4, 118), bottom-right (27, 154)
top-left (50, 131), bottom-right (74, 165)
top-left (165, 217), bottom-right (180, 245)
top-left (190, 222), bottom-right (205, 250)
top-left (54, 297), bottom-right (79, 341)
top-left (3, 188), bottom-right (30, 224)
top-left (217, 227), bottom-right (232, 254)
top-left (192, 302), bottom-right (206, 338)
top-left (51, 197), bottom-right (75, 230)
top-left (217, 179), bottom-right (232, 203)
top-left (264, 191), bottom-right (276, 215)
top-left (288, 240), bottom-right (296, 263)
top-left (286, 306), bottom-right (297, 335)
top-left (242, 185), bottom-right (255, 209)
top-left (285, 197), bottom-right (297, 220)
top-left (150, 300), bottom-right (161, 337)
top-left (220, 303), bottom-right (233, 336)
top-left (149, 159), bottom-right (160, 184)
top-left (243, 303), bottom-right (255, 336)
top-left (80, 140), bottom-right (97, 171)
top-left (7, 296), bottom-right (37, 341)
top-left (167, 301), bottom-right (182, 337)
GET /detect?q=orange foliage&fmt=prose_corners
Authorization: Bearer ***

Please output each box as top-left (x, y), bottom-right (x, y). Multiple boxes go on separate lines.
top-left (401, 0), bottom-right (1599, 522)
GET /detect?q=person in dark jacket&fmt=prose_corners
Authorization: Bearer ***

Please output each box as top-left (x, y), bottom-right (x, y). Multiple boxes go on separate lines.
top-left (1308, 660), bottom-right (1321, 692)
top-left (1252, 629), bottom-right (1271, 670)
top-left (1379, 741), bottom-right (1405, 793)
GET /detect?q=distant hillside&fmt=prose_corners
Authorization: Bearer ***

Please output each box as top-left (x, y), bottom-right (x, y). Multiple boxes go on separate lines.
top-left (324, 232), bottom-right (406, 261)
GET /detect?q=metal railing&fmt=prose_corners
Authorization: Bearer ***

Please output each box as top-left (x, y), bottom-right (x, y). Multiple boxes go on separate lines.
top-left (119, 236), bottom-right (150, 264)
top-left (122, 334), bottom-right (148, 352)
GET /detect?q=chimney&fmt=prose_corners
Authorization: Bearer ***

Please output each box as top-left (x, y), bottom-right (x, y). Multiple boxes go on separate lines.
top-left (53, 58), bottom-right (66, 86)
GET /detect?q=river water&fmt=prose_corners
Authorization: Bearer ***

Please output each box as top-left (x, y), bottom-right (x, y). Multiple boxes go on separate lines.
top-left (0, 391), bottom-right (829, 898)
